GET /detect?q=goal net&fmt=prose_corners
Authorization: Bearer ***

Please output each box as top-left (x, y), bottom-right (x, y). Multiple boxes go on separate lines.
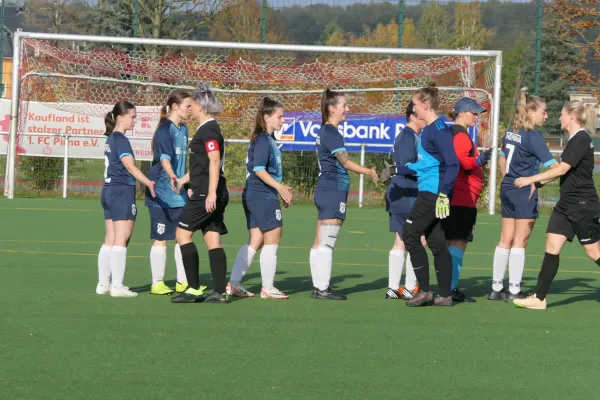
top-left (3, 33), bottom-right (501, 211)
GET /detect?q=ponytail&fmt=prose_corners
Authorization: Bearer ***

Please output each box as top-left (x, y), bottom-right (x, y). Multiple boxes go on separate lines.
top-left (104, 100), bottom-right (135, 136)
top-left (252, 97), bottom-right (284, 142)
top-left (153, 89), bottom-right (191, 150)
top-left (447, 110), bottom-right (458, 121)
top-left (513, 87), bottom-right (544, 131)
top-left (321, 88), bottom-right (343, 124)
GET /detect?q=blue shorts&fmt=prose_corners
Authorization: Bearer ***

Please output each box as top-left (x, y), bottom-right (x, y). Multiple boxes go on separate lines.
top-left (242, 196), bottom-right (282, 232)
top-left (389, 213), bottom-right (410, 237)
top-left (314, 187), bottom-right (348, 221)
top-left (148, 207), bottom-right (183, 240)
top-left (500, 185), bottom-right (539, 219)
top-left (101, 185), bottom-right (137, 222)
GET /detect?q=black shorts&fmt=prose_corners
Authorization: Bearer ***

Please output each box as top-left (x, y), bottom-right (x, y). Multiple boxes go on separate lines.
top-left (178, 191), bottom-right (229, 235)
top-left (441, 206), bottom-right (477, 242)
top-left (547, 202), bottom-right (600, 245)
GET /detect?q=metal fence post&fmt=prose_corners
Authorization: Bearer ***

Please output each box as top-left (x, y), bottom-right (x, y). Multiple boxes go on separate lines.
top-left (358, 145), bottom-right (365, 208)
top-left (62, 134), bottom-right (69, 198)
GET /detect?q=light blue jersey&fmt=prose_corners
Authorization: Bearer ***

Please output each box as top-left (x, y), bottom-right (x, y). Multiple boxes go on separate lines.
top-left (145, 120), bottom-right (189, 208)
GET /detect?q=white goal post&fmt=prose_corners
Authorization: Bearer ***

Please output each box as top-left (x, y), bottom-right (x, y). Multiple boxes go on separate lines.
top-left (3, 31), bottom-right (503, 214)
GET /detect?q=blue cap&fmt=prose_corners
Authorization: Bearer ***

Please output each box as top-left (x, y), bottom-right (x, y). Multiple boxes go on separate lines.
top-left (454, 97), bottom-right (487, 114)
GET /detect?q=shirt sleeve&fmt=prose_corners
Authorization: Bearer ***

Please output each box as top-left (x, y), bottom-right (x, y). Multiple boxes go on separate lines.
top-left (154, 126), bottom-right (175, 161)
top-left (453, 133), bottom-right (479, 171)
top-left (436, 130), bottom-right (459, 196)
top-left (322, 126), bottom-right (345, 154)
top-left (202, 128), bottom-right (221, 154)
top-left (528, 131), bottom-right (556, 167)
top-left (116, 135), bottom-right (133, 159)
top-left (561, 133), bottom-right (590, 168)
top-left (252, 136), bottom-right (270, 172)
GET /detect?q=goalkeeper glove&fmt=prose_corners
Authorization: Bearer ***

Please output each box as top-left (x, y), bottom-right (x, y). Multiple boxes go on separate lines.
top-left (435, 193), bottom-right (450, 219)
top-left (476, 148), bottom-right (493, 167)
top-left (379, 161), bottom-right (397, 183)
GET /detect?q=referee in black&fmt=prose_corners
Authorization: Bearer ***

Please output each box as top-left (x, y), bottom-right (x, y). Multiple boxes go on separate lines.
top-left (172, 83), bottom-right (231, 304)
top-left (513, 100), bottom-right (600, 309)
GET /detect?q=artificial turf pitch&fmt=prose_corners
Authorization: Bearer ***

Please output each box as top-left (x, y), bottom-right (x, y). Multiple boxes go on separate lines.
top-left (1, 197), bottom-right (599, 399)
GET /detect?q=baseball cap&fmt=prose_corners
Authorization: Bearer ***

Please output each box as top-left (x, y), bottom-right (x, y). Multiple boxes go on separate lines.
top-left (454, 97), bottom-right (487, 114)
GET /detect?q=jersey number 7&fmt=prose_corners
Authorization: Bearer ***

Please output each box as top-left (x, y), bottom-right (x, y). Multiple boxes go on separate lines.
top-left (505, 143), bottom-right (515, 174)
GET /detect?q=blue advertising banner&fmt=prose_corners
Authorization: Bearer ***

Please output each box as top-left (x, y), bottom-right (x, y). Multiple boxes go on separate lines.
top-left (274, 113), bottom-right (478, 153)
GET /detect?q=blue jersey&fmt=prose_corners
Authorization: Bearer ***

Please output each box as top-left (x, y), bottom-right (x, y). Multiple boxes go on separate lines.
top-left (146, 120), bottom-right (189, 208)
top-left (104, 131), bottom-right (135, 186)
top-left (386, 126), bottom-right (419, 213)
top-left (244, 132), bottom-right (282, 200)
top-left (316, 124), bottom-right (349, 191)
top-left (500, 128), bottom-right (556, 184)
top-left (405, 118), bottom-right (459, 196)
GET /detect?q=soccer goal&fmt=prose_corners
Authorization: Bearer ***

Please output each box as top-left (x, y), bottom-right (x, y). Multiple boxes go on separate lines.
top-left (2, 31), bottom-right (502, 214)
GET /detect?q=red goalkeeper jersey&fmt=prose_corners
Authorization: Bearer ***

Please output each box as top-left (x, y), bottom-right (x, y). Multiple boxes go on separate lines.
top-left (450, 125), bottom-right (483, 208)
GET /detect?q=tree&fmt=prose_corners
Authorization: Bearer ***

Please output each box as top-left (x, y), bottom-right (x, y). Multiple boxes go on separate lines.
top-left (417, 2), bottom-right (450, 49)
top-left (324, 18), bottom-right (422, 48)
top-left (452, 1), bottom-right (495, 50)
top-left (549, 0), bottom-right (600, 100)
top-left (521, 17), bottom-right (579, 135)
top-left (23, 0), bottom-right (92, 34)
top-left (319, 21), bottom-right (344, 45)
top-left (500, 34), bottom-right (531, 125)
top-left (209, 0), bottom-right (289, 43)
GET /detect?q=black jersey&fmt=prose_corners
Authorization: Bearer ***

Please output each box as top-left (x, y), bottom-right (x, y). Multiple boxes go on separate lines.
top-left (188, 119), bottom-right (226, 197)
top-left (556, 129), bottom-right (598, 211)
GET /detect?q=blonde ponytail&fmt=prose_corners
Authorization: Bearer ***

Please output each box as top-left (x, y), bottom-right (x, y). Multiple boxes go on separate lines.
top-left (513, 87), bottom-right (544, 131)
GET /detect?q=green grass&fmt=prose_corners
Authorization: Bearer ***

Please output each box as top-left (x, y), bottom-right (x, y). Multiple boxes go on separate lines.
top-left (1, 197), bottom-right (600, 399)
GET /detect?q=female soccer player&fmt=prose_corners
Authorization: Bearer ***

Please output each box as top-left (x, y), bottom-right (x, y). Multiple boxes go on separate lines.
top-left (442, 97), bottom-right (493, 302)
top-left (171, 83), bottom-right (231, 304)
top-left (512, 101), bottom-right (599, 309)
top-left (146, 90), bottom-right (204, 296)
top-left (488, 89), bottom-right (558, 302)
top-left (98, 101), bottom-right (156, 297)
top-left (227, 97), bottom-right (293, 300)
top-left (309, 88), bottom-right (378, 300)
top-left (380, 101), bottom-right (424, 300)
top-left (392, 84), bottom-right (459, 307)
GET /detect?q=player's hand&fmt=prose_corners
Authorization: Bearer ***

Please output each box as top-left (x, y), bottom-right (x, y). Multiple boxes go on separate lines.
top-left (368, 168), bottom-right (378, 184)
top-left (528, 183), bottom-right (536, 201)
top-left (476, 148), bottom-right (493, 167)
top-left (379, 164), bottom-right (397, 183)
top-left (277, 184), bottom-right (293, 207)
top-left (187, 188), bottom-right (193, 198)
top-left (170, 175), bottom-right (178, 192)
top-left (435, 193), bottom-right (450, 219)
top-left (147, 181), bottom-right (156, 198)
top-left (206, 192), bottom-right (217, 213)
top-left (514, 177), bottom-right (532, 189)
top-left (174, 178), bottom-right (185, 194)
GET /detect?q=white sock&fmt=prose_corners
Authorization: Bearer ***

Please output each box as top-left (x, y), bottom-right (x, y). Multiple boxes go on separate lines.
top-left (404, 254), bottom-right (417, 291)
top-left (150, 246), bottom-right (167, 284)
top-left (260, 245), bottom-right (278, 290)
top-left (98, 245), bottom-right (112, 286)
top-left (315, 247), bottom-right (333, 291)
top-left (230, 244), bottom-right (257, 283)
top-left (309, 248), bottom-right (318, 287)
top-left (492, 247), bottom-right (510, 292)
top-left (174, 244), bottom-right (187, 283)
top-left (508, 248), bottom-right (525, 294)
top-left (388, 250), bottom-right (405, 290)
top-left (110, 246), bottom-right (127, 289)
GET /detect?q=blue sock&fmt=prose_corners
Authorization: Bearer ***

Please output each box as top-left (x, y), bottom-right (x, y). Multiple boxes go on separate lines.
top-left (449, 247), bottom-right (465, 292)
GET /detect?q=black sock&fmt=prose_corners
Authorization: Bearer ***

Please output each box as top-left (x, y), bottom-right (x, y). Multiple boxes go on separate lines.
top-left (595, 257), bottom-right (600, 268)
top-left (535, 252), bottom-right (559, 301)
top-left (209, 247), bottom-right (227, 294)
top-left (180, 242), bottom-right (200, 290)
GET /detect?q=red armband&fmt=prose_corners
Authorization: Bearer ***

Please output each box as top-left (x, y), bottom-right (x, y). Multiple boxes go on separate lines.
top-left (205, 140), bottom-right (220, 153)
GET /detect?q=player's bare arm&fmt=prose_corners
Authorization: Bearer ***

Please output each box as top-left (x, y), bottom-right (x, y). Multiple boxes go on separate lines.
top-left (335, 150), bottom-right (378, 183)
